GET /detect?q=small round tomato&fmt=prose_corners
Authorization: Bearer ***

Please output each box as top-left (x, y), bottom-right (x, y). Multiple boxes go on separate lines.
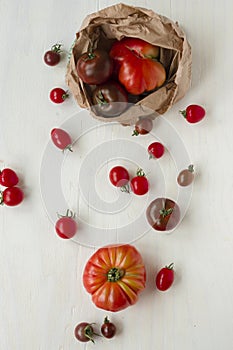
top-left (130, 169), bottom-right (149, 195)
top-left (44, 43), bottom-right (62, 66)
top-left (132, 118), bottom-right (153, 136)
top-left (55, 209), bottom-right (77, 239)
top-left (180, 104), bottom-right (206, 123)
top-left (146, 198), bottom-right (180, 231)
top-left (156, 263), bottom-right (175, 291)
top-left (0, 186), bottom-right (24, 206)
top-left (49, 88), bottom-right (68, 104)
top-left (51, 128), bottom-right (73, 151)
top-left (0, 168), bottom-right (19, 187)
top-left (148, 142), bottom-right (165, 159)
top-left (101, 317), bottom-right (116, 339)
top-left (76, 49), bottom-right (113, 85)
top-left (109, 166), bottom-right (130, 188)
top-left (177, 165), bottom-right (194, 186)
top-left (74, 322), bottom-right (95, 343)
top-left (92, 81), bottom-right (128, 117)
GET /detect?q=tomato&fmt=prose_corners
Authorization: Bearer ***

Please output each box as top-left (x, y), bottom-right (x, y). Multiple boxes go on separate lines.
top-left (51, 128), bottom-right (73, 152)
top-left (110, 37), bottom-right (166, 95)
top-left (0, 186), bottom-right (24, 206)
top-left (76, 49), bottom-right (113, 85)
top-left (146, 198), bottom-right (180, 231)
top-left (130, 169), bottom-right (149, 196)
top-left (92, 81), bottom-right (128, 117)
top-left (180, 104), bottom-right (206, 123)
top-left (177, 165), bottom-right (194, 186)
top-left (55, 209), bottom-right (77, 239)
top-left (101, 317), bottom-right (116, 339)
top-left (49, 88), bottom-right (68, 104)
top-left (74, 322), bottom-right (95, 343)
top-left (148, 142), bottom-right (165, 159)
top-left (109, 166), bottom-right (129, 188)
top-left (156, 263), bottom-right (175, 291)
top-left (83, 244), bottom-right (146, 312)
top-left (132, 118), bottom-right (153, 136)
top-left (44, 43), bottom-right (62, 66)
top-left (0, 168), bottom-right (19, 187)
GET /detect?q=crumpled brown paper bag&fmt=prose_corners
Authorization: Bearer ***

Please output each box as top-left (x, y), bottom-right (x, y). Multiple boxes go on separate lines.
top-left (66, 3), bottom-right (192, 125)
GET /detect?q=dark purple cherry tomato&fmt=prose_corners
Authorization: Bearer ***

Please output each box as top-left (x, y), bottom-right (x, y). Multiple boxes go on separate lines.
top-left (177, 165), bottom-right (194, 186)
top-left (55, 209), bottom-right (77, 239)
top-left (130, 168), bottom-right (149, 195)
top-left (74, 322), bottom-right (95, 343)
top-left (44, 43), bottom-right (62, 66)
top-left (132, 117), bottom-right (153, 136)
top-left (0, 186), bottom-right (24, 206)
top-left (0, 168), bottom-right (19, 187)
top-left (92, 81), bottom-right (128, 117)
top-left (156, 263), bottom-right (175, 291)
top-left (148, 142), bottom-right (165, 159)
top-left (101, 316), bottom-right (116, 339)
top-left (146, 198), bottom-right (180, 231)
top-left (180, 104), bottom-right (206, 123)
top-left (49, 88), bottom-right (68, 104)
top-left (51, 128), bottom-right (73, 151)
top-left (76, 49), bottom-right (113, 85)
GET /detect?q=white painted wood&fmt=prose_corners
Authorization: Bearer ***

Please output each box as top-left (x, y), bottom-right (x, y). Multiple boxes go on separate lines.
top-left (0, 0), bottom-right (233, 349)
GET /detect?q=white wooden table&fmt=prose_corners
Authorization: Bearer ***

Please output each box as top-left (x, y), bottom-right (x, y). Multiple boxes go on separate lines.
top-left (1, 1), bottom-right (233, 349)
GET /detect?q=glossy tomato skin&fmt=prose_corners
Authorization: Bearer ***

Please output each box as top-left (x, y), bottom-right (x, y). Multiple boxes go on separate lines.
top-left (156, 263), bottom-right (174, 291)
top-left (44, 43), bottom-right (62, 66)
top-left (0, 168), bottom-right (19, 187)
top-left (55, 217), bottom-right (77, 239)
top-left (74, 322), bottom-right (94, 343)
top-left (50, 88), bottom-right (68, 104)
top-left (101, 317), bottom-right (116, 339)
top-left (133, 118), bottom-right (153, 136)
top-left (130, 176), bottom-right (149, 195)
top-left (1, 186), bottom-right (24, 206)
top-left (146, 198), bottom-right (180, 231)
top-left (109, 166), bottom-right (129, 187)
top-left (177, 165), bottom-right (194, 186)
top-left (83, 244), bottom-right (146, 312)
top-left (51, 128), bottom-right (72, 151)
top-left (110, 37), bottom-right (166, 95)
top-left (180, 105), bottom-right (206, 123)
top-left (92, 81), bottom-right (128, 117)
top-left (76, 49), bottom-right (113, 85)
top-left (148, 142), bottom-right (165, 159)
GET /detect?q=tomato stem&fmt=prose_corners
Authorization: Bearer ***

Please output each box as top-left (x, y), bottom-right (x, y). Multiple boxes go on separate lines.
top-left (159, 208), bottom-right (173, 218)
top-left (188, 164), bottom-right (194, 173)
top-left (179, 110), bottom-right (187, 118)
top-left (57, 209), bottom-right (75, 219)
top-left (84, 324), bottom-right (95, 343)
top-left (107, 267), bottom-right (125, 282)
top-left (132, 129), bottom-right (139, 136)
top-left (120, 184), bottom-right (130, 193)
top-left (95, 91), bottom-right (108, 105)
top-left (166, 263), bottom-right (174, 270)
top-left (62, 144), bottom-right (73, 153)
top-left (0, 191), bottom-right (3, 205)
top-left (51, 43), bottom-right (62, 53)
top-left (136, 168), bottom-right (145, 177)
top-left (62, 91), bottom-right (69, 101)
top-left (104, 316), bottom-right (110, 324)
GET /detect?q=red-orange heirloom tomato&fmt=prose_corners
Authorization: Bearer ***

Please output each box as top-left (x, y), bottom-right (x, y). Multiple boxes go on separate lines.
top-left (83, 244), bottom-right (146, 312)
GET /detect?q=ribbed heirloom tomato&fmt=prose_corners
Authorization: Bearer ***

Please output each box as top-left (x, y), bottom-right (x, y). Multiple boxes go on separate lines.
top-left (83, 244), bottom-right (146, 312)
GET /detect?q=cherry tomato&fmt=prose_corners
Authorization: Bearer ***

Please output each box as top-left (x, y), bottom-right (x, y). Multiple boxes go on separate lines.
top-left (146, 198), bottom-right (180, 231)
top-left (148, 142), bottom-right (165, 159)
top-left (177, 165), bottom-right (194, 186)
top-left (132, 118), bottom-right (153, 136)
top-left (0, 168), bottom-right (19, 187)
top-left (101, 316), bottom-right (116, 339)
top-left (74, 322), bottom-right (95, 343)
top-left (44, 43), bottom-right (62, 66)
top-left (156, 263), bottom-right (175, 291)
top-left (0, 186), bottom-right (24, 206)
top-left (109, 166), bottom-right (130, 189)
top-left (130, 169), bottom-right (149, 195)
top-left (55, 209), bottom-right (77, 239)
top-left (180, 104), bottom-right (206, 123)
top-left (51, 128), bottom-right (73, 152)
top-left (92, 81), bottom-right (128, 117)
top-left (49, 88), bottom-right (68, 104)
top-left (76, 49), bottom-right (113, 85)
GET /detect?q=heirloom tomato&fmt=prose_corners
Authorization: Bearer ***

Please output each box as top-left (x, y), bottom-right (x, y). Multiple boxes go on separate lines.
top-left (83, 244), bottom-right (146, 312)
top-left (110, 37), bottom-right (166, 95)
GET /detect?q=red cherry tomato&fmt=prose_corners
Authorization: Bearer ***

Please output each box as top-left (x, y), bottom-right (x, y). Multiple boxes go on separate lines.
top-left (0, 186), bottom-right (24, 206)
top-left (156, 263), bottom-right (175, 291)
top-left (101, 317), bottom-right (116, 339)
top-left (49, 88), bottom-right (69, 104)
top-left (148, 142), bottom-right (165, 159)
top-left (0, 168), bottom-right (19, 187)
top-left (109, 166), bottom-right (130, 188)
top-left (130, 169), bottom-right (149, 195)
top-left (55, 209), bottom-right (77, 239)
top-left (51, 128), bottom-right (73, 151)
top-left (132, 118), bottom-right (153, 136)
top-left (180, 104), bottom-right (206, 123)
top-left (44, 43), bottom-right (62, 66)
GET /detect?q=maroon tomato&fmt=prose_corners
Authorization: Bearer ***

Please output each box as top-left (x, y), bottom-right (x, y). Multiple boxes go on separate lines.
top-left (132, 118), bottom-right (153, 136)
top-left (49, 88), bottom-right (69, 104)
top-left (148, 142), bottom-right (165, 159)
top-left (0, 186), bottom-right (24, 206)
top-left (76, 49), bottom-right (113, 85)
top-left (177, 165), bottom-right (194, 186)
top-left (130, 169), bottom-right (149, 195)
top-left (44, 43), bottom-right (62, 66)
top-left (110, 37), bottom-right (166, 95)
top-left (146, 198), bottom-right (180, 231)
top-left (55, 209), bottom-right (77, 239)
top-left (156, 263), bottom-right (175, 291)
top-left (74, 322), bottom-right (95, 343)
top-left (92, 81), bottom-right (128, 117)
top-left (0, 168), bottom-right (19, 187)
top-left (179, 104), bottom-right (206, 123)
top-left (109, 166), bottom-right (130, 190)
top-left (51, 128), bottom-right (73, 151)
top-left (101, 317), bottom-right (116, 339)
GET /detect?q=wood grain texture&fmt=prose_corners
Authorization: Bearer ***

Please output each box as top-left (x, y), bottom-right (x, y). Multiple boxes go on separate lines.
top-left (0, 0), bottom-right (233, 349)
